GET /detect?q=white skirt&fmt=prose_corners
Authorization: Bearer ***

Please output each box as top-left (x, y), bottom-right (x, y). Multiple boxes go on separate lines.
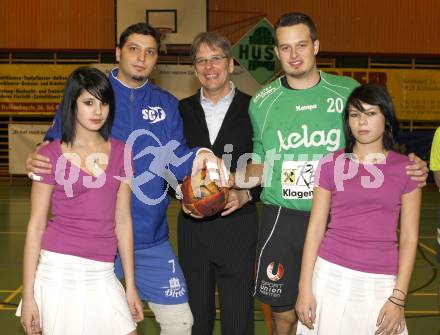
top-left (296, 257), bottom-right (408, 335)
top-left (16, 250), bottom-right (137, 335)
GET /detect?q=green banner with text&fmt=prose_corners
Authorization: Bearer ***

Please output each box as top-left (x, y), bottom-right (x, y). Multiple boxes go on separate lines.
top-left (232, 18), bottom-right (281, 85)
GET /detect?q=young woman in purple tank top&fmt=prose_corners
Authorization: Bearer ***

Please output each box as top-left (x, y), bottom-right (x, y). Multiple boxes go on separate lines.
top-left (296, 84), bottom-right (421, 335)
top-left (17, 67), bottom-right (143, 335)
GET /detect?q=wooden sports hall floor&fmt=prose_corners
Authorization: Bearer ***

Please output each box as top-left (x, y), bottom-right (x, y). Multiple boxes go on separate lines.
top-left (0, 183), bottom-right (438, 334)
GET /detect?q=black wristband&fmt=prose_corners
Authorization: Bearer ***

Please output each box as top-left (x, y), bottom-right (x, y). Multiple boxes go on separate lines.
top-left (393, 288), bottom-right (407, 297)
top-left (388, 296), bottom-right (405, 308)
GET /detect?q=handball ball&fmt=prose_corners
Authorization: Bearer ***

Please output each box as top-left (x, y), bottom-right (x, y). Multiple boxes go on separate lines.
top-left (181, 169), bottom-right (229, 217)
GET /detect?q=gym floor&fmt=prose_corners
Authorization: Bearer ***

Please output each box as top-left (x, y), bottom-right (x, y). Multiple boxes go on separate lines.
top-left (0, 183), bottom-right (438, 334)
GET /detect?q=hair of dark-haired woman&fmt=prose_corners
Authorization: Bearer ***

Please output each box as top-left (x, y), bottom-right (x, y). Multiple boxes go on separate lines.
top-left (60, 67), bottom-right (115, 144)
top-left (343, 84), bottom-right (399, 153)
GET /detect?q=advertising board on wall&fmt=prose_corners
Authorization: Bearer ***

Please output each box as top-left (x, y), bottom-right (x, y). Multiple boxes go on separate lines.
top-left (1, 64), bottom-right (440, 120)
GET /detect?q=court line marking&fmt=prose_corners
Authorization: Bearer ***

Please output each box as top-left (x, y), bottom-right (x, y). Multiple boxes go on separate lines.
top-left (410, 292), bottom-right (438, 296)
top-left (0, 308), bottom-right (439, 317)
top-left (0, 232), bottom-right (25, 235)
top-left (418, 241), bottom-right (437, 255)
top-left (405, 310), bottom-right (440, 315)
top-left (0, 286), bottom-right (22, 311)
top-left (3, 286), bottom-right (22, 303)
top-left (0, 307), bottom-right (439, 316)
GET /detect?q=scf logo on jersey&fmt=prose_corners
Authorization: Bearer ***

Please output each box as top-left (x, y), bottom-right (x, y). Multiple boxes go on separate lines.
top-left (142, 106), bottom-right (166, 124)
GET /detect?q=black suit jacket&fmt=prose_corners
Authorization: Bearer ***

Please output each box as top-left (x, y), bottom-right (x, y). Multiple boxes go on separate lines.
top-left (178, 89), bottom-right (261, 205)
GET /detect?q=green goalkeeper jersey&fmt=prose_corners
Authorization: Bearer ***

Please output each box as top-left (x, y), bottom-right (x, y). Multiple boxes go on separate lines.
top-left (249, 71), bottom-right (359, 211)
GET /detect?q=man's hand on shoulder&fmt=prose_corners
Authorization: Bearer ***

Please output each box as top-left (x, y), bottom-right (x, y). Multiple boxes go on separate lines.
top-left (26, 141), bottom-right (52, 179)
top-left (406, 153), bottom-right (428, 187)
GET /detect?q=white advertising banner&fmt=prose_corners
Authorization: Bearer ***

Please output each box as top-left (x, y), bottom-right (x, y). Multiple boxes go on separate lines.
top-left (9, 124), bottom-right (50, 174)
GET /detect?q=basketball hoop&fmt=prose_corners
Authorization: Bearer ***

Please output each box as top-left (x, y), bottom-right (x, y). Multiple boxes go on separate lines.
top-left (157, 27), bottom-right (173, 54)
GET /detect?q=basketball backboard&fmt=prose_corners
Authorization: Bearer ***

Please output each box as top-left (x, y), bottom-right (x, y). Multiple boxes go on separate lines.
top-left (117, 0), bottom-right (206, 45)
top-left (146, 9), bottom-right (177, 33)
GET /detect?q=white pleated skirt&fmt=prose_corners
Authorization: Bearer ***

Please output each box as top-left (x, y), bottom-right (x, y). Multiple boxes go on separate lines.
top-left (296, 257), bottom-right (408, 335)
top-left (16, 250), bottom-right (137, 335)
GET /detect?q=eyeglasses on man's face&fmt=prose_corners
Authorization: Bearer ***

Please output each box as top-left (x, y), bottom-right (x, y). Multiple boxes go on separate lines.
top-left (194, 55), bottom-right (228, 66)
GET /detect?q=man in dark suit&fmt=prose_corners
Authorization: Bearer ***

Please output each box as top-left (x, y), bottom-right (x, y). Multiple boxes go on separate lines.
top-left (177, 32), bottom-right (260, 335)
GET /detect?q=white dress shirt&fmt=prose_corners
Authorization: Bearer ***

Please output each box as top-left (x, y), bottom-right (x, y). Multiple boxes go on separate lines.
top-left (200, 81), bottom-right (235, 145)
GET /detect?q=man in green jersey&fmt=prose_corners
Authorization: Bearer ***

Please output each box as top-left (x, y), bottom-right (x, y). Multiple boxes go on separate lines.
top-left (237, 12), bottom-right (428, 335)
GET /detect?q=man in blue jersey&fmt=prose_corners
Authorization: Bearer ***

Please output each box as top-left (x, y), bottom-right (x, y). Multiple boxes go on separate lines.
top-left (26, 23), bottom-right (223, 335)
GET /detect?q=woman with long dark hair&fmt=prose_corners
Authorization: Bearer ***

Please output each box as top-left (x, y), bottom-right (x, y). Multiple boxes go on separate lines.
top-left (295, 84), bottom-right (421, 335)
top-left (17, 67), bottom-right (143, 335)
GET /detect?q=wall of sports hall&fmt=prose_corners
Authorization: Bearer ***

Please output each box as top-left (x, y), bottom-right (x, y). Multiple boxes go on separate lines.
top-left (0, 0), bottom-right (439, 334)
